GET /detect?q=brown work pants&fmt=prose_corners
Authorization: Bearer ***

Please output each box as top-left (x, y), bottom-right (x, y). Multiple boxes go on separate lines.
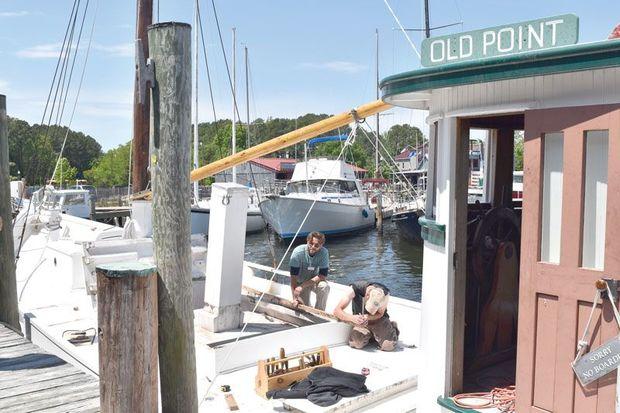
top-left (348, 316), bottom-right (399, 351)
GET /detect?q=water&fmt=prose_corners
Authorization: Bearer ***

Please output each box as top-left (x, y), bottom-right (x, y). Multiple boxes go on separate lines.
top-left (243, 221), bottom-right (423, 301)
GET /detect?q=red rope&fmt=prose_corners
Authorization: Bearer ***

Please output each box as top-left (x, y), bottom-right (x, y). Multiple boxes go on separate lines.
top-left (452, 385), bottom-right (515, 412)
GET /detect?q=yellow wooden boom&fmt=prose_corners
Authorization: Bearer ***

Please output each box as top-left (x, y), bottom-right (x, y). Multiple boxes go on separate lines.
top-left (190, 99), bottom-right (391, 182)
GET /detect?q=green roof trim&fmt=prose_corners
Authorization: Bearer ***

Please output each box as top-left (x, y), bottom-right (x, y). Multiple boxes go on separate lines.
top-left (381, 39), bottom-right (620, 99)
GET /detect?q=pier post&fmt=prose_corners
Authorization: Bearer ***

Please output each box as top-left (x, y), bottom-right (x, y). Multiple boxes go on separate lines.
top-left (375, 191), bottom-right (383, 232)
top-left (97, 262), bottom-right (158, 412)
top-left (0, 95), bottom-right (20, 332)
top-left (200, 183), bottom-right (249, 332)
top-left (149, 22), bottom-right (198, 412)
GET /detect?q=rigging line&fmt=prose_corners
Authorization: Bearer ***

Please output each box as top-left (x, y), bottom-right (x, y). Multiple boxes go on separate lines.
top-left (209, 0), bottom-right (243, 122)
top-left (30, 0), bottom-right (81, 185)
top-left (358, 122), bottom-right (421, 203)
top-left (51, 0), bottom-right (91, 156)
top-left (40, 0), bottom-right (80, 126)
top-left (51, 0), bottom-right (97, 184)
top-left (197, 0), bottom-right (217, 122)
top-left (48, 0), bottom-right (80, 130)
top-left (382, 0), bottom-right (421, 59)
top-left (200, 126), bottom-right (359, 403)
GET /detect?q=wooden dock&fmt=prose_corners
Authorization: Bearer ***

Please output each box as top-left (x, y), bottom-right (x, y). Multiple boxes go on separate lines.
top-left (0, 323), bottom-right (100, 412)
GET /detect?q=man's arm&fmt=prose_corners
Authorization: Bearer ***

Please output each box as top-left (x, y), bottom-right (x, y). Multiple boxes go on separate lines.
top-left (333, 287), bottom-right (367, 326)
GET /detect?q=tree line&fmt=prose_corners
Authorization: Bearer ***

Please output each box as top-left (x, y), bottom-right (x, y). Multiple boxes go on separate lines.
top-left (7, 114), bottom-right (425, 188)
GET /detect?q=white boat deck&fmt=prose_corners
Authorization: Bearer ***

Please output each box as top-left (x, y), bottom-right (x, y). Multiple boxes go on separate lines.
top-left (197, 338), bottom-right (419, 412)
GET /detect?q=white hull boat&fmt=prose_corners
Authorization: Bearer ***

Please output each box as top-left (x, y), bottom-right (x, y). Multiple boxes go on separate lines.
top-left (260, 159), bottom-right (374, 239)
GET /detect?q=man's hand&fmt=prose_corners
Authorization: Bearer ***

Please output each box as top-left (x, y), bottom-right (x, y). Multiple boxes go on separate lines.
top-left (351, 314), bottom-right (368, 327)
top-left (292, 286), bottom-right (304, 307)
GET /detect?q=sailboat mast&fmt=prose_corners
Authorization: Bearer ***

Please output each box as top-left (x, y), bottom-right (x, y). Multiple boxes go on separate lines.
top-left (424, 0), bottom-right (431, 39)
top-left (245, 46), bottom-right (250, 149)
top-left (375, 28), bottom-right (380, 178)
top-left (231, 28), bottom-right (237, 183)
top-left (131, 0), bottom-right (153, 193)
top-left (193, 0), bottom-right (199, 201)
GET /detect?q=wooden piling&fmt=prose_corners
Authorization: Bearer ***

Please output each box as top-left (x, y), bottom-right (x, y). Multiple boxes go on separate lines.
top-left (0, 95), bottom-right (20, 333)
top-left (148, 22), bottom-right (198, 412)
top-left (96, 262), bottom-right (158, 412)
top-left (375, 191), bottom-right (383, 232)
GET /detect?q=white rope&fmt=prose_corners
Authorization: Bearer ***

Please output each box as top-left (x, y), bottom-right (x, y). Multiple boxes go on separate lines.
top-left (200, 124), bottom-right (360, 404)
top-left (382, 0), bottom-right (421, 59)
top-left (573, 290), bottom-right (601, 365)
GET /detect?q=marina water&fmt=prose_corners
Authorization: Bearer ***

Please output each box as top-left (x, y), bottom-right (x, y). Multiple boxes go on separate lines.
top-left (244, 221), bottom-right (423, 301)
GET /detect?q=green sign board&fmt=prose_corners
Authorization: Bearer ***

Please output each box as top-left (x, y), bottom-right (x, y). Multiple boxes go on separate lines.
top-left (421, 14), bottom-right (579, 67)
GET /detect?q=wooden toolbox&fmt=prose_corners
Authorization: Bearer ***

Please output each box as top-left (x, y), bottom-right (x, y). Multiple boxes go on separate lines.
top-left (255, 346), bottom-right (331, 398)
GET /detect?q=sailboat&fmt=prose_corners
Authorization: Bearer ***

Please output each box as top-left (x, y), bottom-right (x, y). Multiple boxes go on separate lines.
top-left (189, 27), bottom-right (265, 235)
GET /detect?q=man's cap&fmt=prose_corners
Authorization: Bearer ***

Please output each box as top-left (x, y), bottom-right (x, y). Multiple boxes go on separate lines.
top-left (365, 286), bottom-right (389, 315)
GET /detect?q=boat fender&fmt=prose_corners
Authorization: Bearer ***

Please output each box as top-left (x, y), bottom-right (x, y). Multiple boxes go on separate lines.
top-left (362, 209), bottom-right (368, 218)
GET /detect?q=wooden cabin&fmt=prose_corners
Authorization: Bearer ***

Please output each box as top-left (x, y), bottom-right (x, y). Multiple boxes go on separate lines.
top-left (380, 15), bottom-right (620, 413)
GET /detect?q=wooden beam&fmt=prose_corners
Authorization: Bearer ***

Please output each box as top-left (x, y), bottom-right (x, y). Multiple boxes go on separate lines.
top-left (131, 0), bottom-right (152, 193)
top-left (96, 262), bottom-right (158, 412)
top-left (0, 95), bottom-right (20, 333)
top-left (149, 22), bottom-right (198, 412)
top-left (189, 99), bottom-right (392, 181)
top-left (451, 117), bottom-right (470, 394)
top-left (493, 128), bottom-right (515, 207)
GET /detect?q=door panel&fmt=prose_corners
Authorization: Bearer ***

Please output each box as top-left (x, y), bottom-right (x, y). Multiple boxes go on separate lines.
top-left (516, 105), bottom-right (620, 412)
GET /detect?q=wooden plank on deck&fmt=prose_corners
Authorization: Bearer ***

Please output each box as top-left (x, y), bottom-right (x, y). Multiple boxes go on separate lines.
top-left (0, 323), bottom-right (100, 412)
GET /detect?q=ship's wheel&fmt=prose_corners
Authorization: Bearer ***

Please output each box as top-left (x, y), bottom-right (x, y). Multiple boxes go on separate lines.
top-left (470, 207), bottom-right (521, 303)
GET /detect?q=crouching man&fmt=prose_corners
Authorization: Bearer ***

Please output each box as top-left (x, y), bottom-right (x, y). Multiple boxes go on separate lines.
top-left (289, 232), bottom-right (330, 310)
top-left (333, 281), bottom-right (399, 351)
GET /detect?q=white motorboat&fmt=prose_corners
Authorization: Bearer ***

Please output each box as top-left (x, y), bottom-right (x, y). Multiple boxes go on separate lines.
top-left (260, 158), bottom-right (375, 239)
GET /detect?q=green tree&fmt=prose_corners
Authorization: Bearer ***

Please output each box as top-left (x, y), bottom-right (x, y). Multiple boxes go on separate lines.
top-left (84, 142), bottom-right (131, 187)
top-left (383, 124), bottom-right (425, 155)
top-left (53, 157), bottom-right (78, 188)
top-left (514, 132), bottom-right (524, 171)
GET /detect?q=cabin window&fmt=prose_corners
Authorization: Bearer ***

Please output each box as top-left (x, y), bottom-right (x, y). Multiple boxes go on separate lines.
top-left (540, 132), bottom-right (564, 264)
top-left (581, 130), bottom-right (608, 270)
top-left (63, 194), bottom-right (87, 205)
top-left (285, 180), bottom-right (358, 195)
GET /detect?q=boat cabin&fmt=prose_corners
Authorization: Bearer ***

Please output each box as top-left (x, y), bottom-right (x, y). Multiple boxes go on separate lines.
top-left (381, 14), bottom-right (620, 412)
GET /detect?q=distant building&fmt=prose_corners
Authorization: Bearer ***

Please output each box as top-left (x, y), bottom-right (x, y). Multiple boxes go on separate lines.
top-left (214, 157), bottom-right (298, 187)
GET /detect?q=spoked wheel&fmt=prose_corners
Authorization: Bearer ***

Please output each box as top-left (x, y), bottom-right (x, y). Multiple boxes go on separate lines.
top-left (470, 207), bottom-right (521, 302)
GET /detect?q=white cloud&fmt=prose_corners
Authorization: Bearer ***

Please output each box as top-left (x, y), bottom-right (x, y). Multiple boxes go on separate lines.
top-left (300, 61), bottom-right (366, 74)
top-left (0, 11), bottom-right (29, 18)
top-left (17, 43), bottom-right (62, 59)
top-left (17, 42), bottom-right (133, 59)
top-left (92, 43), bottom-right (133, 57)
top-left (0, 80), bottom-right (8, 90)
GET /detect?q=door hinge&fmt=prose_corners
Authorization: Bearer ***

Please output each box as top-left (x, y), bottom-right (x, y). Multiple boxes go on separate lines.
top-left (453, 252), bottom-right (457, 270)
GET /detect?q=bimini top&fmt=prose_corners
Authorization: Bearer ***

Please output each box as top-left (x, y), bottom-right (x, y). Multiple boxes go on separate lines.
top-left (380, 39), bottom-right (620, 102)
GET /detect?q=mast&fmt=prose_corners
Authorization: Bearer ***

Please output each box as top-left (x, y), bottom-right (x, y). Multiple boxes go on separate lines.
top-left (375, 28), bottom-right (380, 178)
top-left (424, 0), bottom-right (431, 39)
top-left (131, 0), bottom-right (153, 193)
top-left (231, 28), bottom-right (237, 183)
top-left (245, 46), bottom-right (250, 149)
top-left (193, 0), bottom-right (199, 202)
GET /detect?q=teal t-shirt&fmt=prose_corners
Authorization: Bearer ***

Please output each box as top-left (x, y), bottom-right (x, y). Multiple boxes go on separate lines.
top-left (289, 244), bottom-right (329, 284)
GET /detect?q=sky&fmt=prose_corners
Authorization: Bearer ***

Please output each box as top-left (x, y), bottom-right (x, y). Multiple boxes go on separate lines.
top-left (0, 0), bottom-right (618, 151)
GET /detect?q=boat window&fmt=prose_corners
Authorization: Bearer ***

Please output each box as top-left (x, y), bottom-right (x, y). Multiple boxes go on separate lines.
top-left (581, 130), bottom-right (608, 270)
top-left (285, 180), bottom-right (358, 195)
top-left (540, 132), bottom-right (563, 264)
top-left (64, 194), bottom-right (86, 206)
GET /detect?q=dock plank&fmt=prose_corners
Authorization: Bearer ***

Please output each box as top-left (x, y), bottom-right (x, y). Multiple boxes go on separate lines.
top-left (0, 324), bottom-right (100, 412)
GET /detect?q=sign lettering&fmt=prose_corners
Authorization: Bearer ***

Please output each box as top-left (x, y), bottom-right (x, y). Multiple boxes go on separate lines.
top-left (573, 336), bottom-right (620, 386)
top-left (421, 14), bottom-right (579, 67)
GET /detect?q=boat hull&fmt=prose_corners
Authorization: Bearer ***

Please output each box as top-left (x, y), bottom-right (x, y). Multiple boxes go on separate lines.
top-left (260, 195), bottom-right (374, 239)
top-left (392, 209), bottom-right (424, 243)
top-left (190, 206), bottom-right (265, 235)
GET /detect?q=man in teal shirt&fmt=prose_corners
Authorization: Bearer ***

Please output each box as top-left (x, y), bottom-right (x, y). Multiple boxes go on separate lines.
top-left (289, 231), bottom-right (330, 310)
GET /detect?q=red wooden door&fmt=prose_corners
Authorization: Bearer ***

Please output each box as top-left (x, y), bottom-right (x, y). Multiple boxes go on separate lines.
top-left (516, 104), bottom-right (620, 412)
